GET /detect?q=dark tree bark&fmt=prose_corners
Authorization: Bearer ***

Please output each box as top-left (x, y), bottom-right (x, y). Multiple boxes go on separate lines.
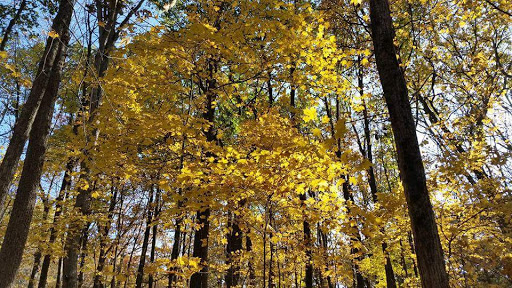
top-left (0, 31), bottom-right (65, 286)
top-left (0, 0), bottom-right (27, 51)
top-left (368, 0), bottom-right (450, 287)
top-left (0, 0), bottom-right (74, 212)
top-left (190, 208), bottom-right (211, 288)
top-left (225, 209), bottom-right (243, 287)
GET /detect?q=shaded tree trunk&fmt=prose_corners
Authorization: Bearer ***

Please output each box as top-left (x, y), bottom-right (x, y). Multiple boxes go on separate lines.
top-left (368, 0), bottom-right (449, 286)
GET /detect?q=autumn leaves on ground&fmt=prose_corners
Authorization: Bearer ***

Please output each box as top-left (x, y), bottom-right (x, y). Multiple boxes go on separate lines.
top-left (0, 0), bottom-right (510, 287)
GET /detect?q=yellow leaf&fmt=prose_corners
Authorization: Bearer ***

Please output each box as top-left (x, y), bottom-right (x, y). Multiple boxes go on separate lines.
top-left (48, 30), bottom-right (59, 38)
top-left (302, 107), bottom-right (317, 123)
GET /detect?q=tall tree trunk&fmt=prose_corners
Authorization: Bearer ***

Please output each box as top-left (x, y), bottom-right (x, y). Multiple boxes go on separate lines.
top-left (0, 33), bottom-right (65, 286)
top-left (0, 0), bottom-right (74, 212)
top-left (0, 0), bottom-right (27, 51)
top-left (368, 0), bottom-right (449, 287)
top-left (190, 60), bottom-right (217, 288)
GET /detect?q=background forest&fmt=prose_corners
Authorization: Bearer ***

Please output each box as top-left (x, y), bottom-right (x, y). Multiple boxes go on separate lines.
top-left (0, 0), bottom-right (511, 287)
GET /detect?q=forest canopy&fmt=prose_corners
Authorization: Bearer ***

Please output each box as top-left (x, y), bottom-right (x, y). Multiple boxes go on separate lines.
top-left (0, 0), bottom-right (511, 287)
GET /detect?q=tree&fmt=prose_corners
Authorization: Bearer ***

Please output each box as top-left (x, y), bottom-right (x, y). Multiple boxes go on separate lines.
top-left (368, 0), bottom-right (450, 286)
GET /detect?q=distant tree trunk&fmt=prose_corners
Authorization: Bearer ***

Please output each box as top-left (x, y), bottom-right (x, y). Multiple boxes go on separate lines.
top-left (399, 238), bottom-right (409, 280)
top-left (246, 233), bottom-right (255, 286)
top-left (29, 251), bottom-right (43, 288)
top-left (190, 208), bottom-right (211, 288)
top-left (356, 58), bottom-right (397, 288)
top-left (267, 207), bottom-right (275, 288)
top-left (368, 0), bottom-right (449, 287)
top-left (318, 229), bottom-right (334, 288)
top-left (382, 242), bottom-right (397, 288)
top-left (289, 66), bottom-right (313, 288)
top-left (94, 187), bottom-right (118, 288)
top-left (78, 223), bottom-right (91, 288)
top-left (0, 21), bottom-right (68, 284)
top-left (148, 188), bottom-right (160, 288)
top-left (28, 189), bottom-right (52, 288)
top-left (0, 0), bottom-right (27, 51)
top-left (38, 160), bottom-right (74, 288)
top-left (56, 258), bottom-right (63, 288)
top-left (111, 191), bottom-right (125, 288)
top-left (168, 213), bottom-right (182, 287)
top-left (135, 187), bottom-right (154, 288)
top-left (0, 0), bottom-right (74, 213)
top-left (225, 208), bottom-right (243, 287)
top-left (300, 194), bottom-right (313, 288)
